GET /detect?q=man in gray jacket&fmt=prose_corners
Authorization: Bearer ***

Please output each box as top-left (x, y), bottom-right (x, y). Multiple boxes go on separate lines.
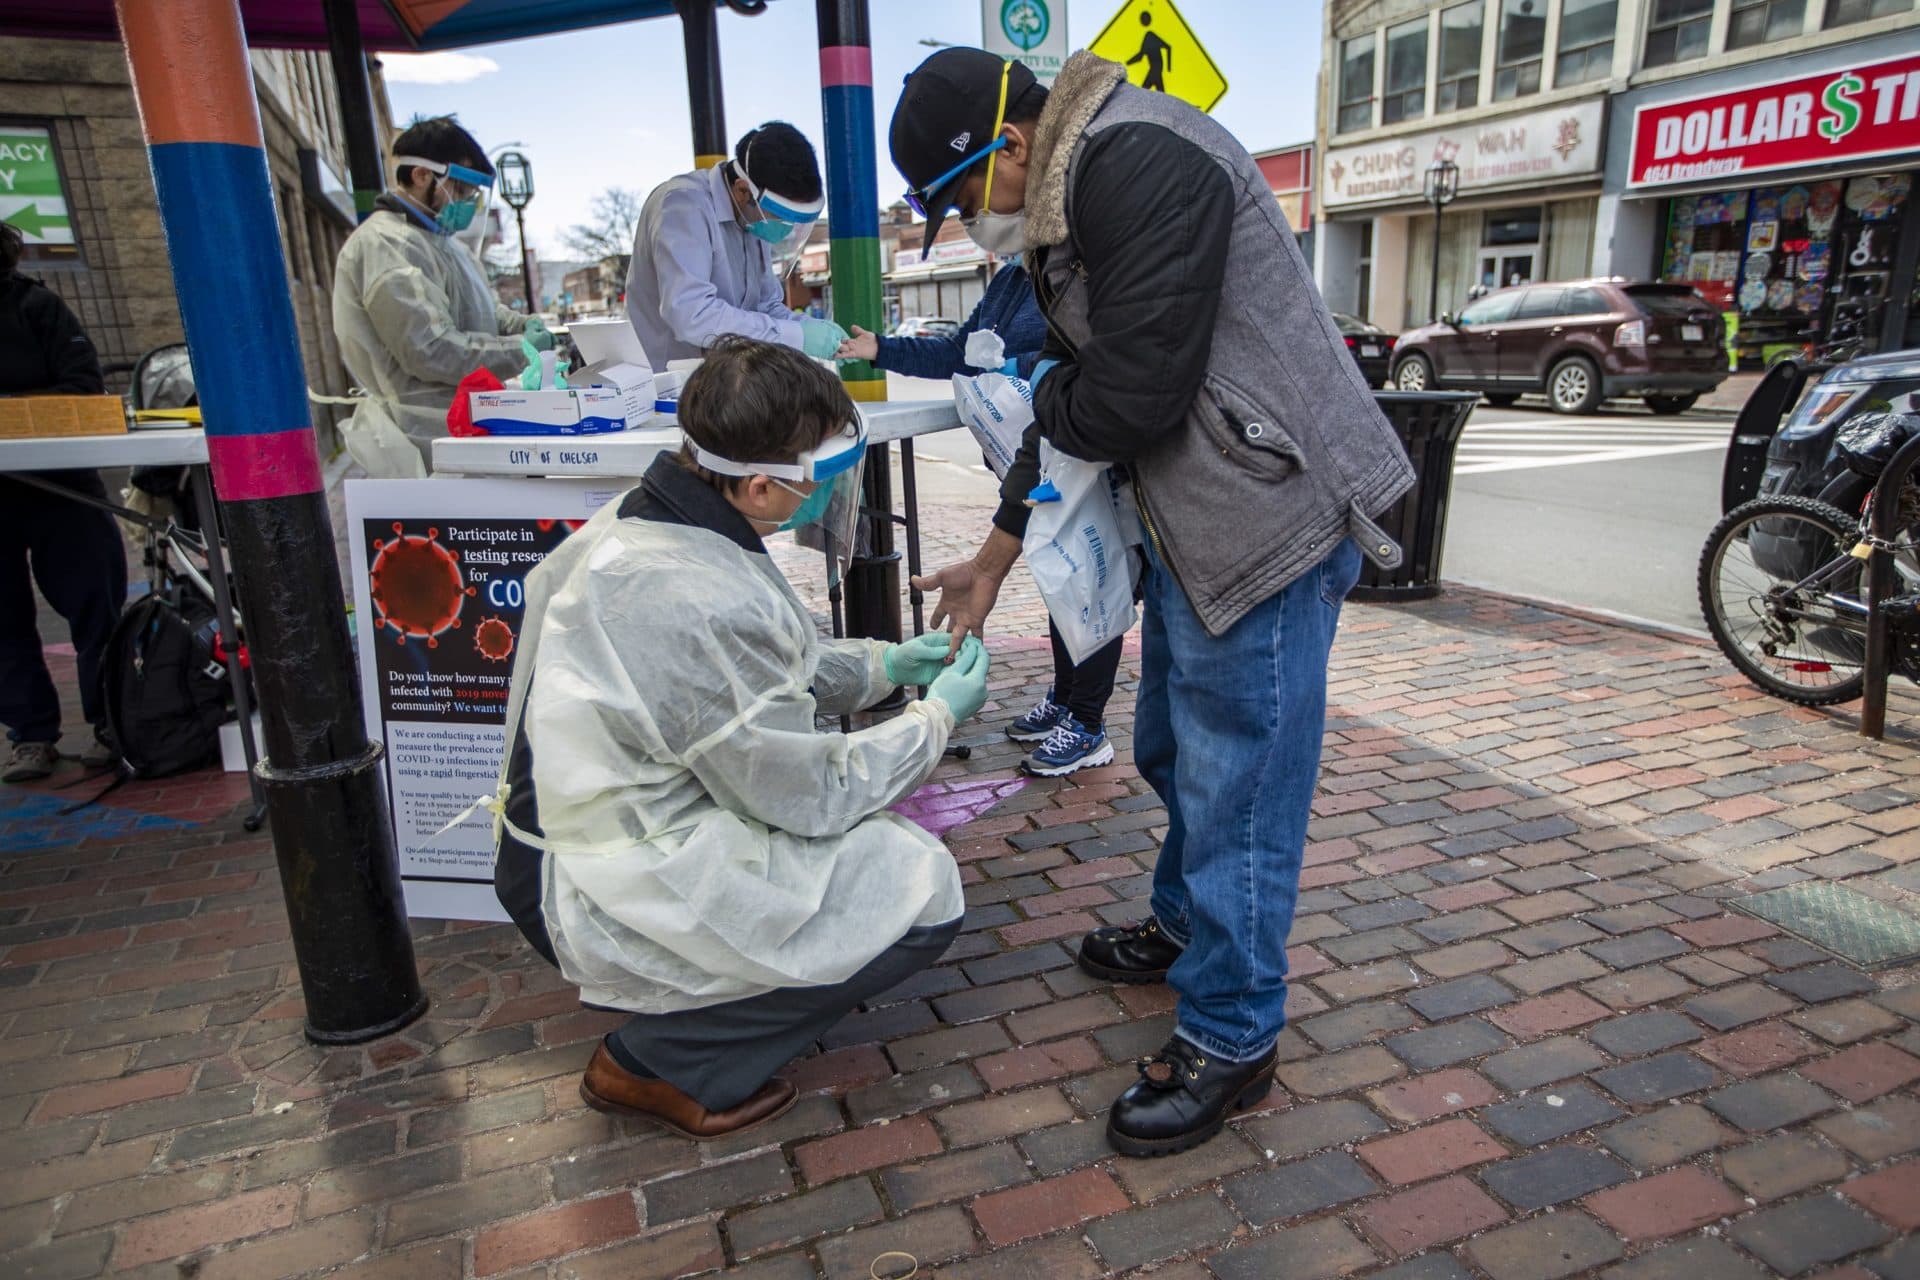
top-left (894, 49), bottom-right (1414, 1156)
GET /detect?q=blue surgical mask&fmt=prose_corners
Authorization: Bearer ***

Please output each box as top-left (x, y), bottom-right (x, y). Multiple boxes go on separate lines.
top-left (436, 197), bottom-right (478, 235)
top-left (748, 217), bottom-right (794, 246)
top-left (775, 479), bottom-right (833, 531)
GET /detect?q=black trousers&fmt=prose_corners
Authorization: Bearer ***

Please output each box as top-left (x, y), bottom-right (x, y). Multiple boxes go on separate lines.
top-left (0, 473), bottom-right (126, 745)
top-left (1048, 622), bottom-right (1124, 731)
top-left (609, 917), bottom-right (961, 1111)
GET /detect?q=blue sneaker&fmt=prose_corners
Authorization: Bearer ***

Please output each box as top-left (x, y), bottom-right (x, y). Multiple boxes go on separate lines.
top-left (1006, 689), bottom-right (1069, 743)
top-left (1023, 716), bottom-right (1115, 777)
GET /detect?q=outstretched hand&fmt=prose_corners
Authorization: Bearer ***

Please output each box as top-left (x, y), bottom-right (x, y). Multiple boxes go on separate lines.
top-left (835, 325), bottom-right (881, 363)
top-left (910, 559), bottom-right (1005, 659)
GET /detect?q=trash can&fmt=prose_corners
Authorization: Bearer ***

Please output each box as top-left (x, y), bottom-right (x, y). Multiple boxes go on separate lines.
top-left (1350, 390), bottom-right (1478, 602)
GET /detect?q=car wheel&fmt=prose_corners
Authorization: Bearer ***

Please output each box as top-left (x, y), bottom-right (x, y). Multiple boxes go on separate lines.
top-left (1547, 356), bottom-right (1601, 414)
top-left (1483, 393), bottom-right (1521, 408)
top-left (1644, 394), bottom-right (1699, 415)
top-left (1393, 353), bottom-right (1432, 392)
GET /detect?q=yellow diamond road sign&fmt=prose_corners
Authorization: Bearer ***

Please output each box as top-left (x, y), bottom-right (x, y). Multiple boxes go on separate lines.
top-left (1088, 0), bottom-right (1228, 114)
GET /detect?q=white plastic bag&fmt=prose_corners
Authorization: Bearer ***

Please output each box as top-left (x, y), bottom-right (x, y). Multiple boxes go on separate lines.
top-left (1023, 441), bottom-right (1138, 665)
top-left (952, 372), bottom-right (1033, 479)
top-left (339, 398), bottom-right (428, 479)
top-left (964, 328), bottom-right (1006, 370)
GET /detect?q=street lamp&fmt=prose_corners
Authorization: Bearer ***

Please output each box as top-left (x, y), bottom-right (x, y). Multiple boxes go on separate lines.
top-left (495, 149), bottom-right (536, 314)
top-left (1423, 157), bottom-right (1459, 325)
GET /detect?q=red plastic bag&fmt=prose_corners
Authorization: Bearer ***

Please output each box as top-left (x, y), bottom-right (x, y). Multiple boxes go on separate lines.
top-left (447, 368), bottom-right (505, 437)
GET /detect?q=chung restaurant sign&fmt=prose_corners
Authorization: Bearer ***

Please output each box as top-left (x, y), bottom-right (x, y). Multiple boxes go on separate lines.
top-left (1628, 51), bottom-right (1920, 188)
top-left (1322, 100), bottom-right (1603, 209)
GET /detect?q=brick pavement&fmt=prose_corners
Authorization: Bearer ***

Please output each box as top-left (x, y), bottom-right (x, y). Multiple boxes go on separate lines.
top-left (2, 498), bottom-right (1917, 1279)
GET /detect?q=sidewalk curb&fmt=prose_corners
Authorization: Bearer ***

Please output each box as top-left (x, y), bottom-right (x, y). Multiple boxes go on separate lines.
top-left (1414, 579), bottom-right (1717, 649)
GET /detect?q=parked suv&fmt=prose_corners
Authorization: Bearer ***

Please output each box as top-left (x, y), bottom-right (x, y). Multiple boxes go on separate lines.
top-left (1390, 278), bottom-right (1727, 415)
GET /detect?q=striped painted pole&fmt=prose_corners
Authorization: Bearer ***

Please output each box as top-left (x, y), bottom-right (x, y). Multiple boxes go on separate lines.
top-left (117, 0), bottom-right (426, 1043)
top-left (818, 0), bottom-right (900, 644)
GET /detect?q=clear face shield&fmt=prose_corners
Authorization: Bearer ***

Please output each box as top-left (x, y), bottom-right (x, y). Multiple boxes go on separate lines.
top-left (394, 155), bottom-right (495, 240)
top-left (690, 419), bottom-right (868, 579)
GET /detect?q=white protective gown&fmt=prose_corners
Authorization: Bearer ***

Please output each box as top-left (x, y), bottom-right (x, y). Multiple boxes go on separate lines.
top-left (624, 164), bottom-right (804, 372)
top-left (331, 202), bottom-right (530, 470)
top-left (498, 499), bottom-right (964, 1014)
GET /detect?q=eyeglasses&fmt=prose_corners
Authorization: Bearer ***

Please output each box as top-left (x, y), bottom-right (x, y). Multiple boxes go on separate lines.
top-left (903, 136), bottom-right (1006, 218)
top-left (901, 59), bottom-right (1013, 218)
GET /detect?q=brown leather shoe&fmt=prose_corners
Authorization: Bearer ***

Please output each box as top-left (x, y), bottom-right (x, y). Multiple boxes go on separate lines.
top-left (579, 1043), bottom-right (798, 1140)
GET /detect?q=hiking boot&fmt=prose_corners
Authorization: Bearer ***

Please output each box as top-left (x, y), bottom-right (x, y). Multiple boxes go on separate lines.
top-left (3, 742), bottom-right (57, 783)
top-left (1022, 715), bottom-right (1115, 777)
top-left (579, 1041), bottom-right (796, 1140)
top-left (1106, 1036), bottom-right (1277, 1158)
top-left (1006, 689), bottom-right (1069, 743)
top-left (1079, 916), bottom-right (1185, 983)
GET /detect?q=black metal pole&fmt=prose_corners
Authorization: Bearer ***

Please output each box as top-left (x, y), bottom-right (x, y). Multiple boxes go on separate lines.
top-left (516, 206), bottom-right (536, 312)
top-left (1429, 198), bottom-right (1441, 324)
top-left (1859, 433), bottom-right (1920, 740)
top-left (677, 0), bottom-right (728, 168)
top-left (120, 0), bottom-right (426, 1045)
top-left (322, 0), bottom-right (384, 221)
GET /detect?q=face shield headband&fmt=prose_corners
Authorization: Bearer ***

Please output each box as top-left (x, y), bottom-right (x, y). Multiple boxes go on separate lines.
top-left (690, 419), bottom-right (867, 575)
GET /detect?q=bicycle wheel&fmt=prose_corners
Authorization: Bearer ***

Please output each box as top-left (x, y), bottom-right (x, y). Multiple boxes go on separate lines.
top-left (1699, 496), bottom-right (1868, 706)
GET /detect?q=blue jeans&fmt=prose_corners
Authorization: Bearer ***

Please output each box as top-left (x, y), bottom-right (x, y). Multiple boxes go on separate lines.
top-left (1135, 535), bottom-right (1362, 1063)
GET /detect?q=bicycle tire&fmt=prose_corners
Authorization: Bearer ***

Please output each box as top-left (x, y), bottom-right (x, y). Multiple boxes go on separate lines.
top-left (1698, 495), bottom-right (1867, 706)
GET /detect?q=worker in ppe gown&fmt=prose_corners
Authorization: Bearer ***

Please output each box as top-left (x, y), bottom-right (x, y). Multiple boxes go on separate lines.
top-left (332, 116), bottom-right (550, 476)
top-left (492, 337), bottom-right (992, 1140)
top-left (624, 122), bottom-right (850, 371)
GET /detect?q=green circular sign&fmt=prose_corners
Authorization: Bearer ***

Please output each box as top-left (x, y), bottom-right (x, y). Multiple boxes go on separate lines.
top-left (1001, 0), bottom-right (1049, 53)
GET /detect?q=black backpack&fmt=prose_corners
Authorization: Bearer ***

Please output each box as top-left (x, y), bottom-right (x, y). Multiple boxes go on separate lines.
top-left (97, 587), bottom-right (234, 779)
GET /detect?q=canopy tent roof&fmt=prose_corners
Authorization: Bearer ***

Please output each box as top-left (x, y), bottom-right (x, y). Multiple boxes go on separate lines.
top-left (0, 0), bottom-right (712, 51)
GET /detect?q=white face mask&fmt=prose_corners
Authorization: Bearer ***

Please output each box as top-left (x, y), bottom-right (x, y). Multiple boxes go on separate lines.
top-left (963, 209), bottom-right (1027, 256)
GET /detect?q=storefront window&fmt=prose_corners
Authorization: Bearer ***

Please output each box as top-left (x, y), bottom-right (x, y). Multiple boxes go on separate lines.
top-left (1384, 18), bottom-right (1430, 124)
top-left (1438, 1), bottom-right (1485, 111)
top-left (1659, 174), bottom-right (1912, 363)
top-left (1644, 0), bottom-right (1712, 67)
top-left (1494, 0), bottom-right (1546, 100)
top-left (1826, 0), bottom-right (1913, 25)
top-left (1337, 34), bottom-right (1376, 134)
top-left (1728, 0), bottom-right (1805, 46)
top-left (1555, 0), bottom-right (1616, 87)
top-left (1357, 222), bottom-right (1374, 323)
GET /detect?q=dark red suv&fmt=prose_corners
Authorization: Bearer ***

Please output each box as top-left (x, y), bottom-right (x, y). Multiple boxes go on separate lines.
top-left (1389, 279), bottom-right (1728, 415)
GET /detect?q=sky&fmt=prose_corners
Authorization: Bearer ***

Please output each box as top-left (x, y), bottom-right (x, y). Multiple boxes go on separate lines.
top-left (381, 0), bottom-right (1323, 260)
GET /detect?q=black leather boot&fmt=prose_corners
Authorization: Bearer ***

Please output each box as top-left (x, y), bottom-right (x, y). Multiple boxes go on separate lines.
top-left (1077, 916), bottom-right (1184, 984)
top-left (1107, 1036), bottom-right (1276, 1158)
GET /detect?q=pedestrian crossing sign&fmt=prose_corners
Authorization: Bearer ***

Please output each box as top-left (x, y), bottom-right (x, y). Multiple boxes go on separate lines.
top-left (1087, 0), bottom-right (1228, 114)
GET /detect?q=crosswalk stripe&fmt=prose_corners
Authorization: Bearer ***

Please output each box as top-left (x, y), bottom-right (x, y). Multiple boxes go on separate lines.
top-left (1454, 440), bottom-right (1726, 474)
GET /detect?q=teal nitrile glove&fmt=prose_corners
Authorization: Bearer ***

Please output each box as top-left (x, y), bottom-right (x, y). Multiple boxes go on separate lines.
top-left (884, 630), bottom-right (954, 687)
top-left (524, 317), bottom-right (555, 352)
top-left (1030, 357), bottom-right (1059, 390)
top-left (801, 316), bottom-right (851, 360)
top-left (925, 636), bottom-right (990, 724)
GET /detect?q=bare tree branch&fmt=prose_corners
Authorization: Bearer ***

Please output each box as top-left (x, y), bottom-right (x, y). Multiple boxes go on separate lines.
top-left (561, 187), bottom-right (645, 263)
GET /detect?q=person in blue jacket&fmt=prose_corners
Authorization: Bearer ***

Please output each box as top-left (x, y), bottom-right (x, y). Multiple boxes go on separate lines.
top-left (837, 261), bottom-right (1124, 778)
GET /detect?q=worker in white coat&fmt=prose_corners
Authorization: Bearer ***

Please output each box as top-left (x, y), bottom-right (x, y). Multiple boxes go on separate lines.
top-left (625, 123), bottom-right (847, 371)
top-left (332, 116), bottom-right (550, 476)
top-left (491, 338), bottom-right (991, 1140)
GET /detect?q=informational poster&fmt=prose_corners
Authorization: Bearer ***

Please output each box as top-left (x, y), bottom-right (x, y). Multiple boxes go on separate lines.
top-left (346, 479), bottom-right (619, 920)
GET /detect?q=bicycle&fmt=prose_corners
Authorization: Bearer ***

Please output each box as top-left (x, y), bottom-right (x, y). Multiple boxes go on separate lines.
top-left (1698, 415), bottom-right (1920, 706)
